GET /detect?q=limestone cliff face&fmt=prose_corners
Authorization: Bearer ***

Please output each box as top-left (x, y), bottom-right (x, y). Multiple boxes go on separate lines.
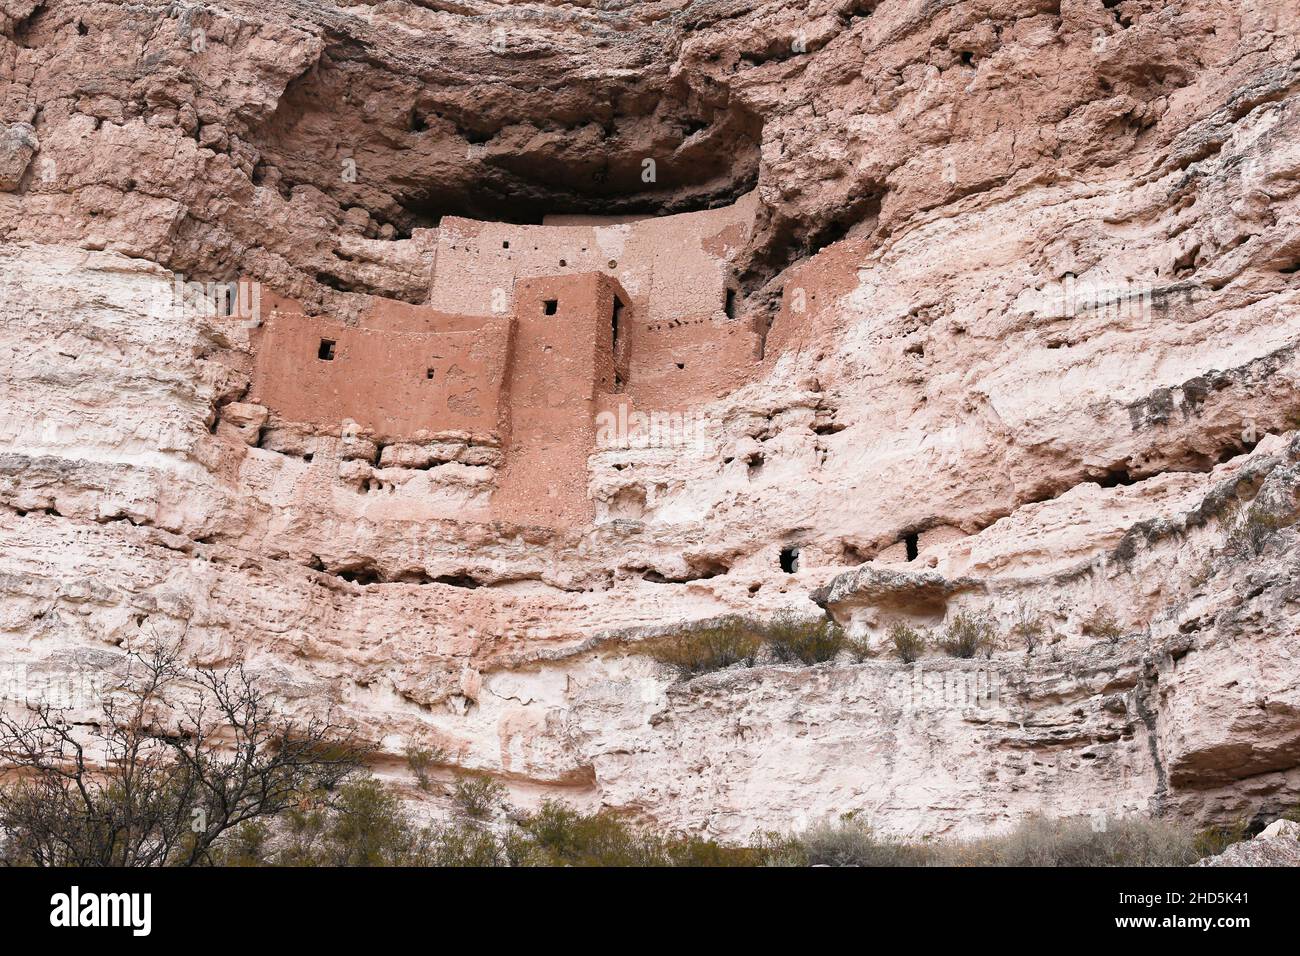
top-left (2, 1), bottom-right (1299, 839)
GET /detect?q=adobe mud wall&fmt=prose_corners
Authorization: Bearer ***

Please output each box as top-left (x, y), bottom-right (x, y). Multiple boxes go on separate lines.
top-left (244, 195), bottom-right (773, 526)
top-left (251, 301), bottom-right (514, 441)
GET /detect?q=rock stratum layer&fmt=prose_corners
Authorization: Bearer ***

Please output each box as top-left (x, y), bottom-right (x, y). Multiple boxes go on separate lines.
top-left (2, 0), bottom-right (1300, 840)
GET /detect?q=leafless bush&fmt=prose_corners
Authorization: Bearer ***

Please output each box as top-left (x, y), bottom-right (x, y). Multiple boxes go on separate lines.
top-left (0, 643), bottom-right (366, 867)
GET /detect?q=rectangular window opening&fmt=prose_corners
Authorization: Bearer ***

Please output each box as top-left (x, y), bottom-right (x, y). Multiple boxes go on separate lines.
top-left (543, 299), bottom-right (558, 315)
top-left (318, 339), bottom-right (336, 361)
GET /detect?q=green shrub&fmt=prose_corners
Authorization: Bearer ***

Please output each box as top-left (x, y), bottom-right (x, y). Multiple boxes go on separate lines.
top-left (888, 622), bottom-right (926, 663)
top-left (761, 612), bottom-right (849, 665)
top-left (1193, 819), bottom-right (1250, 859)
top-left (318, 778), bottom-right (427, 866)
top-left (405, 743), bottom-right (445, 793)
top-left (513, 800), bottom-right (762, 867)
top-left (938, 611), bottom-right (997, 658)
top-left (450, 773), bottom-right (507, 820)
top-left (637, 616), bottom-right (762, 676)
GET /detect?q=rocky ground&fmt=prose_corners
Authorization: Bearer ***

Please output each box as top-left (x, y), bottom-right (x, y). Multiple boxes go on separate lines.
top-left (1, 0), bottom-right (1299, 841)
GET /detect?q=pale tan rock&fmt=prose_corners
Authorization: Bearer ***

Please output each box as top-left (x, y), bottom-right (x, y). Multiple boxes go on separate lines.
top-left (0, 1), bottom-right (1299, 845)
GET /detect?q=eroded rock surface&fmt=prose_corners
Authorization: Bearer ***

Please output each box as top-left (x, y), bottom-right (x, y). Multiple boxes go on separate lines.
top-left (2, 0), bottom-right (1299, 840)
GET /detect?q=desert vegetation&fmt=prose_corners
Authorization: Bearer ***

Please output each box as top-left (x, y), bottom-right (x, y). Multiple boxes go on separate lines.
top-left (637, 597), bottom-right (1176, 679)
top-left (1223, 503), bottom-right (1288, 559)
top-left (888, 622), bottom-right (927, 663)
top-left (0, 643), bottom-right (366, 867)
top-left (936, 611), bottom-right (998, 659)
top-left (1, 642), bottom-right (1281, 868)
top-left (636, 612), bottom-right (852, 675)
top-left (213, 795), bottom-right (1239, 867)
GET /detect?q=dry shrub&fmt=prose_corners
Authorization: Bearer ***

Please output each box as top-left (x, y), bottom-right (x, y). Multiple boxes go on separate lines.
top-left (1224, 506), bottom-right (1286, 558)
top-left (1010, 607), bottom-right (1044, 654)
top-left (768, 817), bottom-right (930, 867)
top-left (950, 814), bottom-right (1200, 867)
top-left (937, 611), bottom-right (997, 658)
top-left (888, 622), bottom-right (926, 663)
top-left (761, 612), bottom-right (849, 665)
top-left (405, 743), bottom-right (446, 792)
top-left (637, 616), bottom-right (762, 676)
top-left (1082, 608), bottom-right (1123, 643)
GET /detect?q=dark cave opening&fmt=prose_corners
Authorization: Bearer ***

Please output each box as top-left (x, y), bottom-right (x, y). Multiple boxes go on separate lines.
top-left (904, 533), bottom-right (919, 562)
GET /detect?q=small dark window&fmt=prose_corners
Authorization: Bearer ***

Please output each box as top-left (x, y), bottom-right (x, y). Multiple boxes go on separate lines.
top-left (611, 296), bottom-right (624, 344)
top-left (318, 339), bottom-right (336, 361)
top-left (724, 287), bottom-right (737, 319)
top-left (904, 533), bottom-right (919, 561)
top-left (502, 240), bottom-right (509, 249)
top-left (675, 362), bottom-right (685, 370)
top-left (543, 299), bottom-right (558, 315)
top-left (559, 259), bottom-right (567, 267)
top-left (779, 547), bottom-right (800, 574)
top-left (426, 368), bottom-right (436, 380)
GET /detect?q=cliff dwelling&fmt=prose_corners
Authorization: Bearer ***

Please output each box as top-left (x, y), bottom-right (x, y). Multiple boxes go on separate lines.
top-left (3, 0), bottom-right (1300, 892)
top-left (244, 193), bottom-right (775, 526)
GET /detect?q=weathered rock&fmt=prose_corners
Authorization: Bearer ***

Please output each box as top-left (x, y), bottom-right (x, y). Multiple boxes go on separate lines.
top-left (0, 122), bottom-right (36, 190)
top-left (1, 0), bottom-right (1299, 843)
top-left (1197, 825), bottom-right (1300, 867)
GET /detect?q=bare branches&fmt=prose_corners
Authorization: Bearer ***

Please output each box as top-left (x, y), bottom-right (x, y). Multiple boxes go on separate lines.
top-left (0, 643), bottom-right (367, 867)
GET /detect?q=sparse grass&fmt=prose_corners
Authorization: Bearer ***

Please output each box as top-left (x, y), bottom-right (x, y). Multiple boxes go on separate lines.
top-left (951, 814), bottom-right (1201, 867)
top-left (761, 612), bottom-right (849, 665)
top-left (888, 622), bottom-right (926, 663)
top-left (766, 813), bottom-right (1202, 867)
top-left (937, 611), bottom-right (997, 659)
top-left (637, 616), bottom-right (762, 676)
top-left (766, 817), bottom-right (930, 867)
top-left (449, 773), bottom-right (507, 820)
top-left (1082, 608), bottom-right (1123, 643)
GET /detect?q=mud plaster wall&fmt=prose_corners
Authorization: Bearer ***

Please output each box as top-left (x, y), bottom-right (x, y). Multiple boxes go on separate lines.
top-left (429, 195), bottom-right (763, 411)
top-left (492, 273), bottom-right (624, 527)
top-left (250, 307), bottom-right (513, 440)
